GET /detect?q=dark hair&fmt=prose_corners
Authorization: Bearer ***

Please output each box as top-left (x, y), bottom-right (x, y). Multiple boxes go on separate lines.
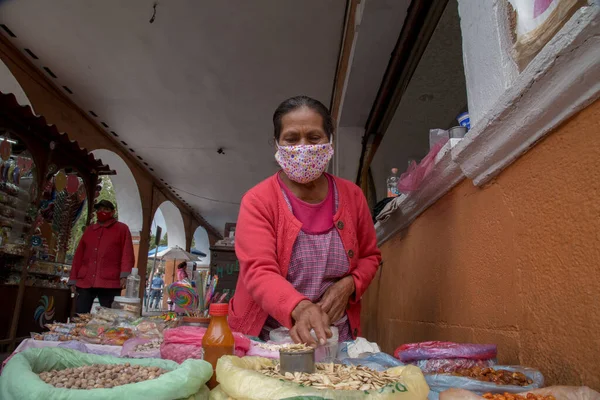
top-left (273, 95), bottom-right (334, 140)
top-left (177, 261), bottom-right (187, 270)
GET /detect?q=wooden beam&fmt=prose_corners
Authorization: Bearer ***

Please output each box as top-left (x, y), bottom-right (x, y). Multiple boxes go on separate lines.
top-left (329, 0), bottom-right (360, 125)
top-left (356, 0), bottom-right (449, 193)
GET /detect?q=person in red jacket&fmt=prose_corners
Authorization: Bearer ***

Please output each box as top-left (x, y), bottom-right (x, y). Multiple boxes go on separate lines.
top-left (229, 96), bottom-right (381, 346)
top-left (68, 200), bottom-right (135, 314)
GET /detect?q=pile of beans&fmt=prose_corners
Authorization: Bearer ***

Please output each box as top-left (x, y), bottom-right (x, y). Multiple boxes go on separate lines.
top-left (38, 363), bottom-right (168, 389)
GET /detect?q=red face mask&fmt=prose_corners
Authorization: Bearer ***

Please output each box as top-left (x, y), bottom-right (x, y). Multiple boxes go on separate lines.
top-left (96, 211), bottom-right (113, 222)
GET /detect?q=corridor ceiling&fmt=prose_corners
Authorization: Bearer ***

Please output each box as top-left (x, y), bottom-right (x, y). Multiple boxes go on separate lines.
top-left (0, 0), bottom-right (348, 232)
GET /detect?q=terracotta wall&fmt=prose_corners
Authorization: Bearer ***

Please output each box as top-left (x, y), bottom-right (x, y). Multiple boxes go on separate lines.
top-left (362, 100), bottom-right (600, 389)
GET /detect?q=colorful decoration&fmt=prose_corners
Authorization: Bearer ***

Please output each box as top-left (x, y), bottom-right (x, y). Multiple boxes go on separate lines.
top-left (167, 281), bottom-right (199, 312)
top-left (66, 175), bottom-right (80, 194)
top-left (34, 295), bottom-right (55, 328)
top-left (54, 171), bottom-right (67, 191)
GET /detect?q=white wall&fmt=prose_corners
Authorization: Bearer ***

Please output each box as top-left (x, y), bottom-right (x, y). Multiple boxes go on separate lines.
top-left (159, 201), bottom-right (186, 249)
top-left (334, 126), bottom-right (364, 182)
top-left (92, 149), bottom-right (143, 234)
top-left (192, 226), bottom-right (211, 265)
top-left (457, 0), bottom-right (519, 127)
top-left (0, 58), bottom-right (32, 109)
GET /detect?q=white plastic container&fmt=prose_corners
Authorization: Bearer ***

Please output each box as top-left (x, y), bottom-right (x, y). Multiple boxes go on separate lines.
top-left (112, 296), bottom-right (141, 317)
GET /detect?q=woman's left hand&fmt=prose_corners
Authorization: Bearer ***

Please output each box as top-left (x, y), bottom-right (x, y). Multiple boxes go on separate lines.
top-left (317, 276), bottom-right (355, 323)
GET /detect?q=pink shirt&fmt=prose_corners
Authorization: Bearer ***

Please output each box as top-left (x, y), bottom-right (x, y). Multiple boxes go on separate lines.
top-left (277, 172), bottom-right (334, 234)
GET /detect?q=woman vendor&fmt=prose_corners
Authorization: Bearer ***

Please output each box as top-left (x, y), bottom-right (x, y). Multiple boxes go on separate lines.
top-left (229, 96), bottom-right (381, 346)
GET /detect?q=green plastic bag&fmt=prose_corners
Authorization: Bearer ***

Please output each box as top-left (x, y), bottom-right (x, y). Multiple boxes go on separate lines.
top-left (0, 347), bottom-right (212, 400)
top-left (215, 356), bottom-right (430, 400)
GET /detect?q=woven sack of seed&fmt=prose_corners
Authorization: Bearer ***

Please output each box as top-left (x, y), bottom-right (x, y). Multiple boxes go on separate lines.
top-left (0, 347), bottom-right (212, 400)
top-left (214, 356), bottom-right (429, 400)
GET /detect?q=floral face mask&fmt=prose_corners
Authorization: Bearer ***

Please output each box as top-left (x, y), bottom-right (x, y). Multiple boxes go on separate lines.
top-left (275, 138), bottom-right (334, 184)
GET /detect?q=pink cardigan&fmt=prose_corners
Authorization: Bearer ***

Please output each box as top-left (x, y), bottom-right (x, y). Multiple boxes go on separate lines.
top-left (229, 173), bottom-right (381, 338)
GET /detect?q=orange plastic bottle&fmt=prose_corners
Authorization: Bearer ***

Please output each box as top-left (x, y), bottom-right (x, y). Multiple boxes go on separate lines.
top-left (202, 303), bottom-right (235, 389)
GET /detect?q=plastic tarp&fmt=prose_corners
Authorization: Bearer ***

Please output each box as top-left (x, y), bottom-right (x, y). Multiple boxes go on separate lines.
top-left (215, 355), bottom-right (430, 400)
top-left (0, 347), bottom-right (212, 400)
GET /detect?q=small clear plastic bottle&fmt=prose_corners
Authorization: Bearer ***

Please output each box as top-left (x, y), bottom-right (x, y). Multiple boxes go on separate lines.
top-left (387, 168), bottom-right (400, 197)
top-left (125, 267), bottom-right (140, 298)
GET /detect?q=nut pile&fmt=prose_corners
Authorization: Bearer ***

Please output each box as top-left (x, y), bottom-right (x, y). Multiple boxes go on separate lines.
top-left (255, 342), bottom-right (311, 352)
top-left (483, 393), bottom-right (555, 400)
top-left (134, 339), bottom-right (162, 352)
top-left (452, 367), bottom-right (533, 386)
top-left (260, 362), bottom-right (404, 392)
top-left (39, 363), bottom-right (167, 389)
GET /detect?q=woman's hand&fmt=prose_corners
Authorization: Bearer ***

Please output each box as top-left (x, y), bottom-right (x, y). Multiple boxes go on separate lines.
top-left (317, 276), bottom-right (355, 324)
top-left (290, 300), bottom-right (331, 346)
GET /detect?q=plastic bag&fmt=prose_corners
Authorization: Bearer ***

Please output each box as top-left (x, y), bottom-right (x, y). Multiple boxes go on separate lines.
top-left (121, 338), bottom-right (162, 359)
top-left (216, 355), bottom-right (429, 400)
top-left (429, 129), bottom-right (449, 150)
top-left (101, 327), bottom-right (134, 346)
top-left (411, 358), bottom-right (496, 374)
top-left (341, 352), bottom-right (405, 372)
top-left (132, 318), bottom-right (165, 339)
top-left (439, 387), bottom-right (600, 400)
top-left (57, 340), bottom-right (116, 356)
top-left (395, 341), bottom-right (497, 362)
top-left (397, 139), bottom-right (447, 192)
top-left (161, 326), bottom-right (250, 364)
top-left (0, 347), bottom-right (212, 400)
top-left (245, 341), bottom-right (280, 359)
top-left (426, 365), bottom-right (544, 399)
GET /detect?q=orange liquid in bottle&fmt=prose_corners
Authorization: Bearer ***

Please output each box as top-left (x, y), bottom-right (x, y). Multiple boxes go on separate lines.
top-left (202, 303), bottom-right (234, 389)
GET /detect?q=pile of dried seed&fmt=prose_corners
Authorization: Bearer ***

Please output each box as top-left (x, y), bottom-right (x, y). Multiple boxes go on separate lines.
top-left (133, 339), bottom-right (162, 352)
top-left (256, 342), bottom-right (311, 352)
top-left (38, 363), bottom-right (167, 389)
top-left (260, 362), bottom-right (402, 391)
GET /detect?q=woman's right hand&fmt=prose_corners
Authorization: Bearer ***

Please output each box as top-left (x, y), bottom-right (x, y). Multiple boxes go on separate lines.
top-left (290, 300), bottom-right (332, 346)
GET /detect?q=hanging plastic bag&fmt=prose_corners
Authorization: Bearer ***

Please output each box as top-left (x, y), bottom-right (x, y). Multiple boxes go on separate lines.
top-left (426, 365), bottom-right (543, 399)
top-left (215, 355), bottom-right (429, 400)
top-left (395, 341), bottom-right (497, 362)
top-left (0, 347), bottom-right (212, 400)
top-left (397, 139), bottom-right (448, 192)
top-left (439, 386), bottom-right (600, 400)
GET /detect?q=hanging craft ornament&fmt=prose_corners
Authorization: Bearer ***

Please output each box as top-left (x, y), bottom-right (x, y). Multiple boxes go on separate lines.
top-left (55, 171), bottom-right (67, 192)
top-left (66, 174), bottom-right (80, 194)
top-left (0, 139), bottom-right (11, 161)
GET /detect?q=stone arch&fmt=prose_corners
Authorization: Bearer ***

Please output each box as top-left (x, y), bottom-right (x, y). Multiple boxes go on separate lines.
top-left (192, 225), bottom-right (211, 265)
top-left (91, 149), bottom-right (143, 233)
top-left (158, 201), bottom-right (186, 248)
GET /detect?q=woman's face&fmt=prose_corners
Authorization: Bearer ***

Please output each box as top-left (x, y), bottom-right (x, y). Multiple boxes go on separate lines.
top-left (278, 107), bottom-right (329, 146)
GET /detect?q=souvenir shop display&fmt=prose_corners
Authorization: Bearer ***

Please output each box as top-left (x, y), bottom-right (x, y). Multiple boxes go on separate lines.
top-left (0, 92), bottom-right (113, 351)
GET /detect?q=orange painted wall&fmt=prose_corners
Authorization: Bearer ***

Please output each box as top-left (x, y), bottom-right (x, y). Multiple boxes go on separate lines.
top-left (362, 99), bottom-right (600, 389)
